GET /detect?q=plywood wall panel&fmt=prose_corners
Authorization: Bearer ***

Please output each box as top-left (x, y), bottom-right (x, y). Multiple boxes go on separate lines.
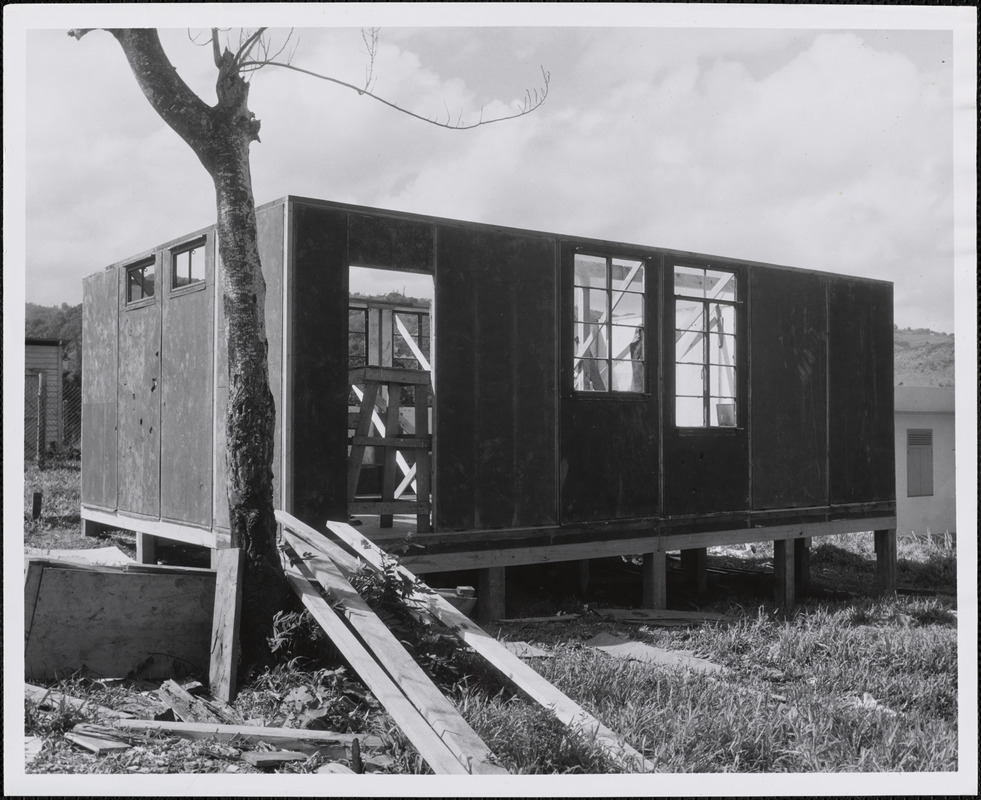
top-left (82, 270), bottom-right (118, 508)
top-left (348, 213), bottom-right (435, 273)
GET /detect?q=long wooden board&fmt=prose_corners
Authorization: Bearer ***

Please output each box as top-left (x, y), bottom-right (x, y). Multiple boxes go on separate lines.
top-left (209, 548), bottom-right (244, 702)
top-left (281, 524), bottom-right (504, 774)
top-left (280, 546), bottom-right (469, 775)
top-left (316, 519), bottom-right (653, 772)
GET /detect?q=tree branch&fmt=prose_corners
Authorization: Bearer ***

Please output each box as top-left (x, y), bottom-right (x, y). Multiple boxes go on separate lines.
top-left (237, 59), bottom-right (551, 130)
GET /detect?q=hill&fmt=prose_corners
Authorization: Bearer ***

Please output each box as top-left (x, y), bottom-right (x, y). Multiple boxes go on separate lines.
top-left (894, 327), bottom-right (955, 388)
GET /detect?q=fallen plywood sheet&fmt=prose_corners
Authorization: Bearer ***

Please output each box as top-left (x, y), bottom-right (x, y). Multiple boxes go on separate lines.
top-left (25, 559), bottom-right (215, 680)
top-left (502, 641), bottom-right (551, 659)
top-left (596, 608), bottom-right (728, 625)
top-left (24, 546), bottom-right (135, 566)
top-left (585, 633), bottom-right (724, 675)
top-left (114, 719), bottom-right (381, 757)
top-left (281, 525), bottom-right (505, 775)
top-left (317, 517), bottom-right (654, 773)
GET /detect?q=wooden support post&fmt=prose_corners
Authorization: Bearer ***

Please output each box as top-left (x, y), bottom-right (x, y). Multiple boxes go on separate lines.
top-left (136, 532), bottom-right (157, 565)
top-left (209, 548), bottom-right (244, 703)
top-left (794, 538), bottom-right (810, 599)
top-left (642, 551), bottom-right (667, 610)
top-left (681, 548), bottom-right (708, 595)
top-left (773, 539), bottom-right (795, 609)
top-left (874, 529), bottom-right (898, 595)
top-left (477, 567), bottom-right (506, 622)
top-left (32, 492), bottom-right (43, 521)
top-left (414, 381), bottom-right (431, 534)
top-left (380, 385), bottom-right (401, 529)
top-left (578, 559), bottom-right (590, 596)
top-left (36, 371), bottom-right (46, 468)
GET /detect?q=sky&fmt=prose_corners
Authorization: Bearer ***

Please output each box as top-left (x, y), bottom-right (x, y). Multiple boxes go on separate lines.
top-left (7, 5), bottom-right (975, 334)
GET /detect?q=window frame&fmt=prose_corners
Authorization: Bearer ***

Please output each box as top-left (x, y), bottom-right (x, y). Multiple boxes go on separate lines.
top-left (169, 237), bottom-right (208, 297)
top-left (571, 251), bottom-right (649, 396)
top-left (392, 309), bottom-right (431, 371)
top-left (672, 263), bottom-right (741, 429)
top-left (124, 257), bottom-right (158, 307)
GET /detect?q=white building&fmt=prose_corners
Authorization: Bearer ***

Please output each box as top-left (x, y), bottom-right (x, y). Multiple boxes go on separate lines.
top-left (894, 386), bottom-right (956, 536)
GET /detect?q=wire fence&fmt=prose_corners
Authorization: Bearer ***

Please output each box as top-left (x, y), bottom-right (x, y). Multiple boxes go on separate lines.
top-left (24, 373), bottom-right (82, 464)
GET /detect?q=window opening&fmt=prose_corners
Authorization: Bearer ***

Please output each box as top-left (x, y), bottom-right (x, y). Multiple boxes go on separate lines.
top-left (172, 241), bottom-right (205, 289)
top-left (906, 428), bottom-right (934, 497)
top-left (573, 254), bottom-right (645, 392)
top-left (126, 260), bottom-right (156, 303)
top-left (674, 266), bottom-right (737, 427)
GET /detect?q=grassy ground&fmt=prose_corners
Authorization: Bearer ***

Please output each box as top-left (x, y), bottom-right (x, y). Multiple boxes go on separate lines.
top-left (22, 458), bottom-right (959, 774)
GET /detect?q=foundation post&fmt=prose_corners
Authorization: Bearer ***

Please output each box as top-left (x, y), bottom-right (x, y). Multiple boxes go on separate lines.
top-left (578, 560), bottom-right (591, 595)
top-left (477, 566), bottom-right (506, 623)
top-left (642, 550), bottom-right (667, 609)
top-left (794, 538), bottom-right (810, 598)
top-left (874, 529), bottom-right (898, 595)
top-left (773, 539), bottom-right (795, 609)
top-left (681, 547), bottom-right (708, 595)
top-left (136, 532), bottom-right (158, 565)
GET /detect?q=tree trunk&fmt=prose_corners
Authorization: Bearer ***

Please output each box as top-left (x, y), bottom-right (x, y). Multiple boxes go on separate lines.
top-left (212, 134), bottom-right (292, 668)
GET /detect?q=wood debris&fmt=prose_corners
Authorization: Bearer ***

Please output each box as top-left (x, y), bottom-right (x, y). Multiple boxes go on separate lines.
top-left (585, 632), bottom-right (724, 675)
top-left (25, 683), bottom-right (135, 719)
top-left (241, 750), bottom-right (308, 768)
top-left (64, 723), bottom-right (133, 754)
top-left (595, 608), bottom-right (729, 625)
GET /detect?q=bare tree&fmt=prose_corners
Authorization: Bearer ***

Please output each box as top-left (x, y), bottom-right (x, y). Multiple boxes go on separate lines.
top-left (69, 27), bottom-right (548, 668)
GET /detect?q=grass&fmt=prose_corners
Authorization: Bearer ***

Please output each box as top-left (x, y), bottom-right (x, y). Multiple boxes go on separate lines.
top-left (21, 457), bottom-right (960, 774)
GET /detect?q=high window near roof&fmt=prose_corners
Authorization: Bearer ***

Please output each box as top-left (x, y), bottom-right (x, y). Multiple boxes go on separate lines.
top-left (674, 266), bottom-right (738, 427)
top-left (573, 254), bottom-right (646, 393)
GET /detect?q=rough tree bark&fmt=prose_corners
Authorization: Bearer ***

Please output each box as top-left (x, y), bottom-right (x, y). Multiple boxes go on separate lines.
top-left (72, 28), bottom-right (290, 666)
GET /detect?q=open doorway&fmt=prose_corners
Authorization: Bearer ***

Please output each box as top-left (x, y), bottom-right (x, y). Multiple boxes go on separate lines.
top-left (347, 266), bottom-right (435, 533)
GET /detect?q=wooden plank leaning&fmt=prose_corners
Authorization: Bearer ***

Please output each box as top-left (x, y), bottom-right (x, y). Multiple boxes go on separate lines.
top-left (299, 517), bottom-right (654, 773)
top-left (281, 525), bottom-right (505, 775)
top-left (278, 542), bottom-right (470, 775)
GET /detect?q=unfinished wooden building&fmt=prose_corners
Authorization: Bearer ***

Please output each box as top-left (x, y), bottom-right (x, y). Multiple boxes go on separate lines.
top-left (81, 196), bottom-right (897, 614)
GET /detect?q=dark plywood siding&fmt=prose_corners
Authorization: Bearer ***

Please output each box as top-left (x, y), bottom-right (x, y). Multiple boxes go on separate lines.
top-left (829, 278), bottom-right (895, 504)
top-left (750, 268), bottom-right (829, 509)
top-left (117, 265), bottom-right (162, 517)
top-left (348, 213), bottom-right (435, 273)
top-left (290, 203), bottom-right (350, 523)
top-left (560, 400), bottom-right (658, 522)
top-left (662, 261), bottom-right (749, 516)
top-left (82, 270), bottom-right (118, 509)
top-left (161, 235), bottom-right (214, 525)
top-left (435, 226), bottom-right (556, 531)
top-left (559, 247), bottom-right (659, 523)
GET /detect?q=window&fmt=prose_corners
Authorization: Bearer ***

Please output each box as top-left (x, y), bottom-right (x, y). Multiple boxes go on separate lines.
top-left (393, 311), bottom-right (431, 371)
top-left (126, 260), bottom-right (155, 303)
top-left (573, 253), bottom-right (646, 393)
top-left (172, 241), bottom-right (205, 289)
top-left (674, 266), bottom-right (737, 427)
top-left (349, 307), bottom-right (369, 367)
top-left (907, 429), bottom-right (934, 497)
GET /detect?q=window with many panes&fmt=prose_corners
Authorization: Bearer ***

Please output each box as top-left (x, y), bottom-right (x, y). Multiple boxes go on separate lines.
top-left (573, 253), bottom-right (646, 393)
top-left (126, 259), bottom-right (156, 303)
top-left (674, 265), bottom-right (737, 427)
top-left (348, 307), bottom-right (369, 367)
top-left (393, 310), bottom-right (431, 371)
top-left (172, 240), bottom-right (205, 290)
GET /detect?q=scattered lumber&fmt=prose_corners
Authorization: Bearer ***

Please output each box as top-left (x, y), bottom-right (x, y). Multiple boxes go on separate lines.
top-left (317, 517), bottom-right (655, 773)
top-left (64, 723), bottom-right (133, 754)
top-left (496, 614), bottom-right (581, 624)
top-left (241, 750), bottom-right (308, 768)
top-left (317, 762), bottom-right (356, 774)
top-left (25, 683), bottom-right (134, 719)
top-left (157, 679), bottom-right (235, 724)
top-left (280, 545), bottom-right (471, 775)
top-left (585, 633), bottom-right (724, 675)
top-left (281, 526), bottom-right (505, 775)
top-left (595, 608), bottom-right (729, 625)
top-left (113, 720), bottom-right (380, 757)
